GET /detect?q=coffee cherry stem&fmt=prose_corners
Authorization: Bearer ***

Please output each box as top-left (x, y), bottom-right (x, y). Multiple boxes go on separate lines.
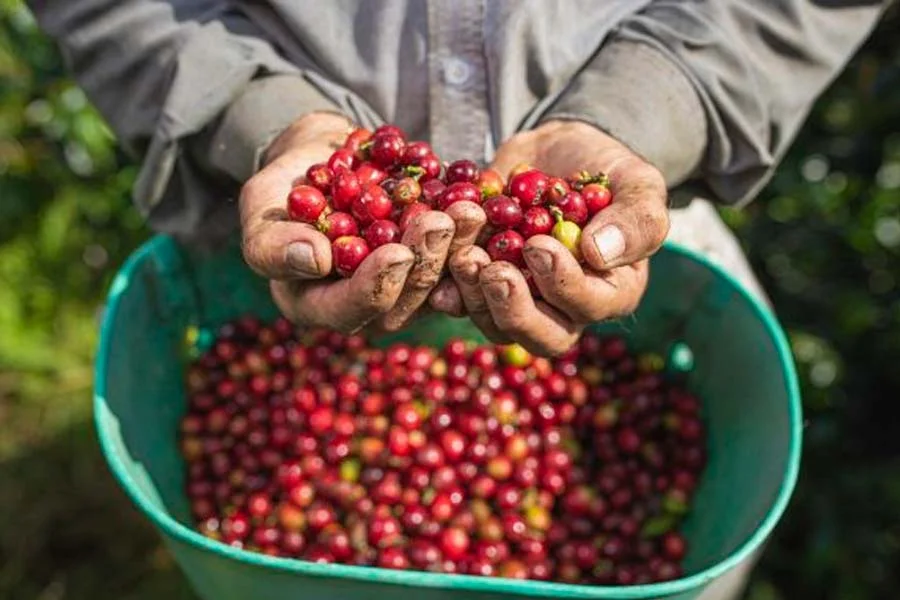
top-left (549, 205), bottom-right (565, 224)
top-left (571, 170), bottom-right (610, 190)
top-left (403, 165), bottom-right (426, 181)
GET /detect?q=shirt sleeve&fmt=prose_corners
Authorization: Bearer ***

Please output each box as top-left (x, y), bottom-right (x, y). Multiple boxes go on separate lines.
top-left (541, 0), bottom-right (890, 204)
top-left (28, 0), bottom-right (344, 236)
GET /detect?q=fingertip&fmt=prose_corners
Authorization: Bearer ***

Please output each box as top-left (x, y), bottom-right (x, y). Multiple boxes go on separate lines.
top-left (402, 210), bottom-right (456, 252)
top-left (480, 261), bottom-right (526, 287)
top-left (523, 234), bottom-right (559, 253)
top-left (580, 221), bottom-right (626, 271)
top-left (444, 200), bottom-right (487, 230)
top-left (424, 209), bottom-right (457, 230)
top-left (346, 244), bottom-right (415, 317)
top-left (287, 228), bottom-right (333, 278)
top-left (243, 221), bottom-right (333, 280)
top-left (480, 261), bottom-right (531, 310)
top-left (410, 209), bottom-right (455, 237)
top-left (358, 243), bottom-right (416, 274)
top-left (450, 245), bottom-right (490, 283)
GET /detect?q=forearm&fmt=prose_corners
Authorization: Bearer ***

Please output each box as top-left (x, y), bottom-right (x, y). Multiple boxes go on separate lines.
top-left (543, 0), bottom-right (890, 203)
top-left (28, 0), bottom-right (345, 235)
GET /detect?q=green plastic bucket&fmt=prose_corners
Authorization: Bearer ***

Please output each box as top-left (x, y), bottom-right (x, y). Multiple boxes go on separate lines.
top-left (94, 235), bottom-right (801, 600)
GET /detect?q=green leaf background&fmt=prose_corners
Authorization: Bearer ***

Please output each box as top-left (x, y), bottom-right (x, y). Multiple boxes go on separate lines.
top-left (0, 1), bottom-right (898, 598)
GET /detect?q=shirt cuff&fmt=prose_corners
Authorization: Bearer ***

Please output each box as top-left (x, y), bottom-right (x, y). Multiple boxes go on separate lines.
top-left (196, 74), bottom-right (343, 183)
top-left (541, 39), bottom-right (708, 187)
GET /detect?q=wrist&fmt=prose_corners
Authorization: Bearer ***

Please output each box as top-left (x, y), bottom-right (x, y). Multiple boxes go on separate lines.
top-left (535, 120), bottom-right (630, 154)
top-left (263, 111), bottom-right (354, 166)
top-left (540, 39), bottom-right (708, 187)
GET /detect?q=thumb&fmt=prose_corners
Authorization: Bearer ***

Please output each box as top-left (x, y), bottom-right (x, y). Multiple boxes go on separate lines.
top-left (239, 149), bottom-right (334, 280)
top-left (580, 157), bottom-right (670, 270)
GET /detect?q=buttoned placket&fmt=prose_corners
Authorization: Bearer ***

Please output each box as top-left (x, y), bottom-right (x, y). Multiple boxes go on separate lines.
top-left (426, 0), bottom-right (491, 166)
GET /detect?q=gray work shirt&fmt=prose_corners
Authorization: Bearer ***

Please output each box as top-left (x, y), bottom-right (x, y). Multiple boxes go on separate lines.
top-left (29, 0), bottom-right (889, 237)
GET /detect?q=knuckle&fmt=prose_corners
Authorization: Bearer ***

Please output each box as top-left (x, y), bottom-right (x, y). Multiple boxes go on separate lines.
top-left (241, 230), bottom-right (266, 271)
top-left (582, 302), bottom-right (612, 324)
top-left (637, 202), bottom-right (670, 249)
top-left (239, 175), bottom-right (261, 201)
top-left (269, 285), bottom-right (299, 325)
top-left (545, 279), bottom-right (578, 306)
top-left (614, 293), bottom-right (643, 320)
top-left (545, 341), bottom-right (574, 358)
top-left (365, 291), bottom-right (396, 315)
top-left (639, 162), bottom-right (667, 191)
top-left (407, 270), bottom-right (442, 291)
top-left (533, 331), bottom-right (582, 358)
top-left (239, 177), bottom-right (265, 217)
top-left (495, 312), bottom-right (528, 336)
top-left (464, 295), bottom-right (489, 314)
top-left (379, 317), bottom-right (406, 333)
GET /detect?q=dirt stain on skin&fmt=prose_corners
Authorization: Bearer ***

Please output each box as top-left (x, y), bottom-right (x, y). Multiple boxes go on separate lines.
top-left (371, 263), bottom-right (409, 303)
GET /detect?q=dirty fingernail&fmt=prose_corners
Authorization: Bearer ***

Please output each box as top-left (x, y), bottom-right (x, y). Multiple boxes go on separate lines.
top-left (525, 248), bottom-right (554, 275)
top-left (388, 258), bottom-right (415, 275)
top-left (425, 229), bottom-right (453, 253)
top-left (484, 280), bottom-right (511, 302)
top-left (593, 225), bottom-right (626, 264)
top-left (286, 242), bottom-right (320, 276)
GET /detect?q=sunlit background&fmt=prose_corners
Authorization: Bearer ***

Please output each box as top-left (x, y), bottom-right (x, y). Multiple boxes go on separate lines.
top-left (0, 2), bottom-right (898, 598)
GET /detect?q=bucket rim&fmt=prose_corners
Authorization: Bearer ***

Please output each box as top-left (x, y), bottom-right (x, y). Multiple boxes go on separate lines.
top-left (94, 234), bottom-right (802, 598)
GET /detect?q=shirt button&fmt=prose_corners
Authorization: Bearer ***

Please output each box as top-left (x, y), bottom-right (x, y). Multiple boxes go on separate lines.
top-left (443, 57), bottom-right (472, 86)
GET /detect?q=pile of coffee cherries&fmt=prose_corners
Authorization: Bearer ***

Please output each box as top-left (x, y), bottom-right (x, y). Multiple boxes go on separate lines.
top-left (181, 317), bottom-right (705, 586)
top-left (286, 125), bottom-right (613, 277)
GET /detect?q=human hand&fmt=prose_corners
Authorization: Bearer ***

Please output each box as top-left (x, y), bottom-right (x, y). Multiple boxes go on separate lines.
top-left (438, 120), bottom-right (669, 355)
top-left (240, 112), bottom-right (485, 333)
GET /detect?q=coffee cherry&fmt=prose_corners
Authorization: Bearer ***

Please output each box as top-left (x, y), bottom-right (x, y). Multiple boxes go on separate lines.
top-left (519, 207), bottom-right (554, 238)
top-left (484, 195), bottom-right (523, 229)
top-left (543, 177), bottom-right (570, 204)
top-left (356, 162), bottom-right (388, 187)
top-left (420, 180), bottom-right (446, 206)
top-left (486, 230), bottom-right (525, 266)
top-left (582, 182), bottom-right (613, 213)
top-left (317, 211), bottom-right (359, 241)
top-left (440, 527), bottom-right (470, 560)
top-left (415, 154), bottom-right (442, 181)
top-left (508, 170), bottom-right (549, 207)
top-left (661, 532), bottom-right (687, 561)
top-left (369, 133), bottom-right (406, 167)
top-left (305, 163), bottom-right (334, 193)
top-left (555, 191), bottom-right (589, 226)
top-left (551, 220), bottom-right (583, 261)
top-left (439, 182), bottom-right (481, 209)
top-left (327, 148), bottom-right (357, 173)
top-left (446, 159), bottom-right (480, 184)
top-left (352, 184), bottom-right (393, 225)
top-left (392, 177), bottom-right (422, 205)
top-left (365, 220), bottom-right (401, 249)
top-left (344, 128), bottom-right (373, 154)
top-left (331, 170), bottom-right (362, 211)
top-left (402, 141), bottom-right (432, 164)
top-left (287, 185), bottom-right (328, 223)
top-left (477, 168), bottom-right (505, 198)
top-left (332, 236), bottom-right (370, 277)
top-left (398, 202), bottom-right (430, 233)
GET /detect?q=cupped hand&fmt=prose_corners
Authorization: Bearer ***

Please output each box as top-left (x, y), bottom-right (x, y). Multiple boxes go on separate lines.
top-left (435, 120), bottom-right (669, 356)
top-left (239, 112), bottom-right (484, 334)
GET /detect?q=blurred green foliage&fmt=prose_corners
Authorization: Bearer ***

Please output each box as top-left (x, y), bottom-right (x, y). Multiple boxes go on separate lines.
top-left (0, 0), bottom-right (898, 598)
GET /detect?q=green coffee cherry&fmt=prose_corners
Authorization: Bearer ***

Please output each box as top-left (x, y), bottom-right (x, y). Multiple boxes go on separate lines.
top-left (552, 220), bottom-right (583, 261)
